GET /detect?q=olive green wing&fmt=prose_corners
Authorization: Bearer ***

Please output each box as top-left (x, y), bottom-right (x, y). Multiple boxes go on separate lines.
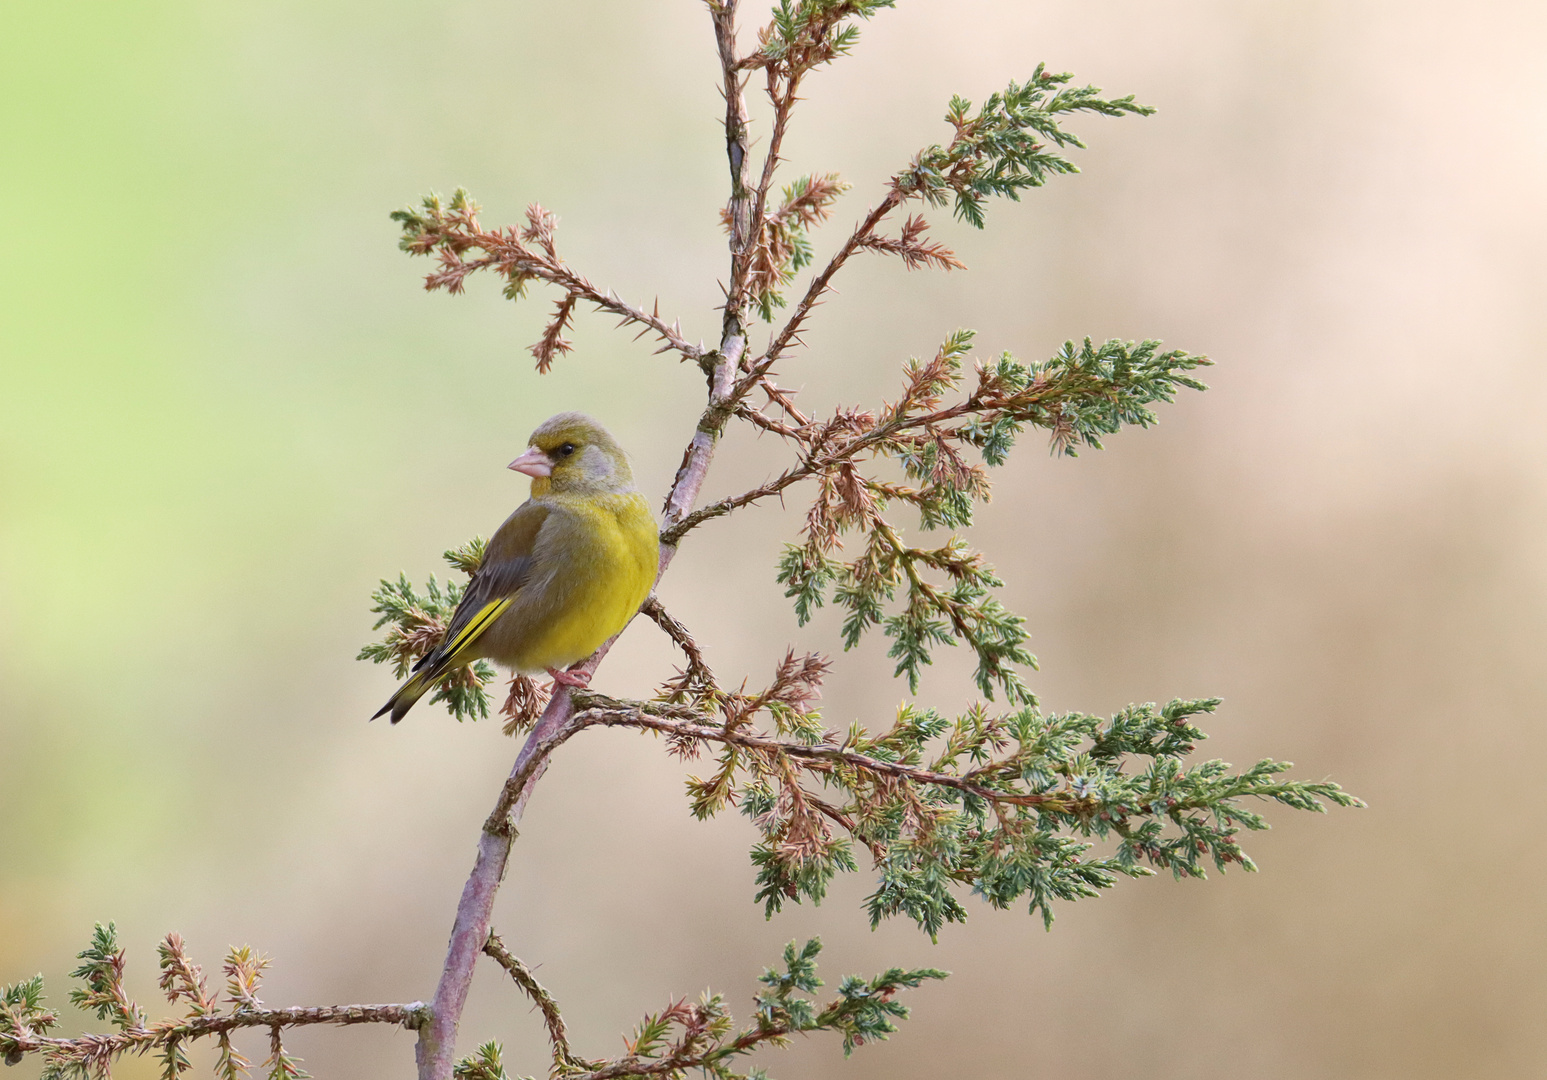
top-left (418, 500), bottom-right (550, 671)
top-left (372, 501), bottom-right (550, 723)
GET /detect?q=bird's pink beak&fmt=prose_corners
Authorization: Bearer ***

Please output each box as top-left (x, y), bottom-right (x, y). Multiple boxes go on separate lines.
top-left (508, 447), bottom-right (553, 478)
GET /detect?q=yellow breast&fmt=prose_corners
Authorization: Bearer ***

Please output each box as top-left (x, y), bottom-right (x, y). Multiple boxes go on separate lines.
top-left (483, 491), bottom-right (659, 673)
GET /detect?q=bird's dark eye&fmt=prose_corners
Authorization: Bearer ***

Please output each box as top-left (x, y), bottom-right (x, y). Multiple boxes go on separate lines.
top-left (558, 442), bottom-right (577, 457)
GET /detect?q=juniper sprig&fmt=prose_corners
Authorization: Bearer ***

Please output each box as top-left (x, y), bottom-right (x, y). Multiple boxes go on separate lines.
top-left (900, 65), bottom-right (1154, 228)
top-left (685, 329), bottom-right (1211, 702)
top-left (571, 691), bottom-right (1360, 938)
top-left (0, 927), bottom-right (414, 1080)
top-left (390, 193), bottom-right (704, 373)
top-left (358, 540), bottom-right (497, 722)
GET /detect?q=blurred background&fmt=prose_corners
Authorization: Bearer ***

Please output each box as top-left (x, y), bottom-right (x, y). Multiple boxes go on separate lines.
top-left (3, 1), bottom-right (1544, 1077)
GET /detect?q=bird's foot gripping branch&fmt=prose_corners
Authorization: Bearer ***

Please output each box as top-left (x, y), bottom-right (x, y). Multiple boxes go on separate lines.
top-left (6, 3), bottom-right (1360, 1079)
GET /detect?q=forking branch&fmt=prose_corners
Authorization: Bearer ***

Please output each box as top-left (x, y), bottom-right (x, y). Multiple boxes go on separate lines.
top-left (392, 196), bottom-right (705, 372)
top-left (5, 4), bottom-right (1359, 1080)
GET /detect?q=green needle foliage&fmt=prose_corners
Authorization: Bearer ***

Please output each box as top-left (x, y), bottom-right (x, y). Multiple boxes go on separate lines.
top-left (756, 938), bottom-right (947, 1056)
top-left (359, 540), bottom-right (495, 722)
top-left (762, 0), bottom-right (898, 66)
top-left (68, 923), bottom-right (145, 1032)
top-left (453, 1042), bottom-right (513, 1080)
top-left (739, 173), bottom-right (850, 323)
top-left (483, 938), bottom-right (945, 1080)
top-left (1, 974), bottom-right (55, 1068)
top-left (454, 938), bottom-right (942, 1080)
top-left (1, 926), bottom-right (334, 1080)
top-left (771, 329), bottom-right (1210, 702)
top-left (609, 677), bottom-right (1358, 938)
top-left (900, 65), bottom-right (1154, 228)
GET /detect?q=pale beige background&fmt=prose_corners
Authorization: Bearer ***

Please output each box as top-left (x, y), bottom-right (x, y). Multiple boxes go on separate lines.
top-left (3, 1), bottom-right (1544, 1078)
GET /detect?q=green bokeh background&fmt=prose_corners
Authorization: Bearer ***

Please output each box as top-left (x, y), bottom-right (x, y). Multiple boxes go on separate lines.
top-left (4, 2), bottom-right (1545, 1078)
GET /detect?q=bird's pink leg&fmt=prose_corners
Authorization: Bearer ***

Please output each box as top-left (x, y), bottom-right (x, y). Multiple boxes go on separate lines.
top-left (546, 666), bottom-right (592, 689)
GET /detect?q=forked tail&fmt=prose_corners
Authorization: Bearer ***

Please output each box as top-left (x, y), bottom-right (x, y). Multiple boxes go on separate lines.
top-left (370, 669), bottom-right (436, 724)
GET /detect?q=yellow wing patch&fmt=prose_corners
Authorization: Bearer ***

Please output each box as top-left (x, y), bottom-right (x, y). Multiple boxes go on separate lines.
top-left (441, 597), bottom-right (514, 662)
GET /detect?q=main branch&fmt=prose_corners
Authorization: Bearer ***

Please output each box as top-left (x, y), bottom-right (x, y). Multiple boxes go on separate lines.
top-left (412, 5), bottom-right (755, 1077)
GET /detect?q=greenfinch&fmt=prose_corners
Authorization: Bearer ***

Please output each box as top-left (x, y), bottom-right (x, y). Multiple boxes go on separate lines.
top-left (373, 413), bottom-right (660, 724)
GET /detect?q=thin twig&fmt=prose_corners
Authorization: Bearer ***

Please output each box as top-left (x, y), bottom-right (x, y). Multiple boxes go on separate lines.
top-left (483, 931), bottom-right (593, 1077)
top-left (5, 1004), bottom-right (426, 1065)
top-left (806, 793), bottom-right (885, 862)
top-left (715, 0), bottom-right (755, 313)
top-left (561, 1019), bottom-right (798, 1080)
top-left (750, 70), bottom-right (801, 249)
top-left (667, 364), bottom-right (1068, 544)
top-left (746, 372), bottom-right (811, 431)
top-left (754, 191), bottom-right (902, 377)
top-left (734, 66), bottom-right (804, 314)
top-left (554, 974), bottom-right (909, 1080)
top-left (430, 227), bottom-right (703, 364)
top-left (568, 695), bottom-right (1096, 813)
top-left (735, 401), bottom-right (806, 439)
top-left (640, 597), bottom-right (715, 686)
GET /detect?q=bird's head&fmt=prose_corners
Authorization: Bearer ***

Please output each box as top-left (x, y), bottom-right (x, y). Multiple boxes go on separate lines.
top-left (508, 413), bottom-right (636, 496)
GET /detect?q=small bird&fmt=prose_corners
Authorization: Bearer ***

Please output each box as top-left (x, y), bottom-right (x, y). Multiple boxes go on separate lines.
top-left (373, 413), bottom-right (660, 724)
